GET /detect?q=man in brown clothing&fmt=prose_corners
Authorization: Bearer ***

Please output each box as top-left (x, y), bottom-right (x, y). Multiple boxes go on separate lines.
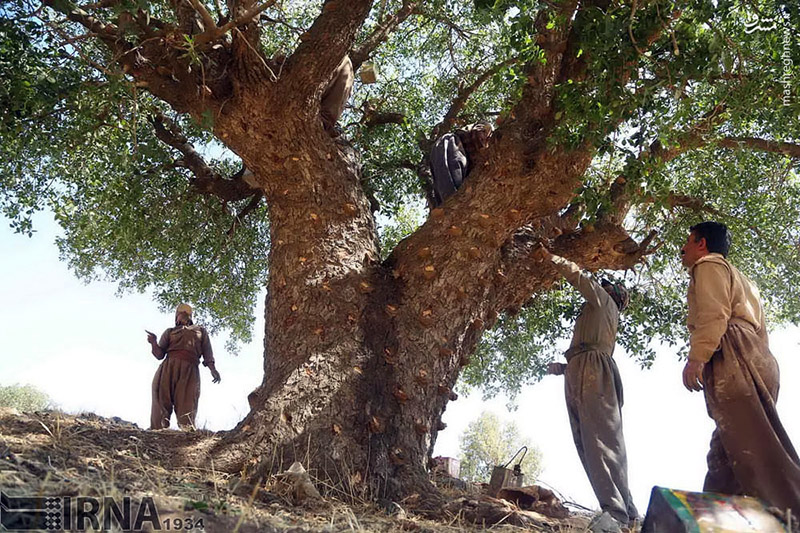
top-left (146, 303), bottom-right (220, 430)
top-left (320, 56), bottom-right (354, 135)
top-left (535, 246), bottom-right (638, 527)
top-left (681, 221), bottom-right (800, 513)
top-left (430, 121), bottom-right (493, 206)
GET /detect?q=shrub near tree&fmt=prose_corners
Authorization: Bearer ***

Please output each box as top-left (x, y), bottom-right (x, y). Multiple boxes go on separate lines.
top-left (0, 384), bottom-right (52, 412)
top-left (1, 0), bottom-right (798, 503)
top-left (459, 411), bottom-right (543, 484)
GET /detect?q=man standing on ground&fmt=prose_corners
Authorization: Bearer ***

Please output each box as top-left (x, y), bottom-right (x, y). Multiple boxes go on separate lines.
top-left (534, 246), bottom-right (638, 529)
top-left (680, 221), bottom-right (800, 513)
top-left (146, 303), bottom-right (221, 430)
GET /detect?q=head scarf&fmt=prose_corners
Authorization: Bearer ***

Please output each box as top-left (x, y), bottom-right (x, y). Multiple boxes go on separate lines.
top-left (457, 121), bottom-right (494, 156)
top-left (601, 279), bottom-right (629, 312)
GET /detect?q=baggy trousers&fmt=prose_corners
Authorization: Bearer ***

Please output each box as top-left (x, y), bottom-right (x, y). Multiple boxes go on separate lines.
top-left (150, 356), bottom-right (201, 430)
top-left (565, 350), bottom-right (638, 524)
top-left (702, 320), bottom-right (800, 513)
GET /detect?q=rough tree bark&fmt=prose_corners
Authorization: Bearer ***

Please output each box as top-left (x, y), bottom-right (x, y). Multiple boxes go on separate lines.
top-left (44, 0), bottom-right (674, 504)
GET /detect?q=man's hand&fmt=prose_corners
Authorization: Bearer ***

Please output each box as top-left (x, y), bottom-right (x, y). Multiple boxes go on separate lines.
top-left (682, 360), bottom-right (705, 391)
top-left (532, 244), bottom-right (552, 263)
top-left (210, 368), bottom-right (221, 384)
top-left (547, 362), bottom-right (567, 376)
top-left (146, 330), bottom-right (157, 345)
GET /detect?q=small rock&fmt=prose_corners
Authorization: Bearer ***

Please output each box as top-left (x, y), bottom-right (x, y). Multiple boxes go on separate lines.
top-left (0, 441), bottom-right (16, 463)
top-left (378, 499), bottom-right (407, 519)
top-left (397, 518), bottom-right (419, 530)
top-left (432, 473), bottom-right (467, 490)
top-left (111, 416), bottom-right (139, 428)
top-left (275, 462), bottom-right (322, 504)
top-left (588, 511), bottom-right (622, 533)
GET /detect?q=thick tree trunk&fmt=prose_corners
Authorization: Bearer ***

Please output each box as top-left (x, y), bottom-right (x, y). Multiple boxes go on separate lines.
top-left (197, 49), bottom-right (623, 503)
top-left (209, 128), bottom-right (447, 501)
top-left (206, 118), bottom-right (601, 506)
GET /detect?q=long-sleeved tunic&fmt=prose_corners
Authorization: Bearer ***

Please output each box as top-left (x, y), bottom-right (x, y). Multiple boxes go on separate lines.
top-left (550, 255), bottom-right (638, 525)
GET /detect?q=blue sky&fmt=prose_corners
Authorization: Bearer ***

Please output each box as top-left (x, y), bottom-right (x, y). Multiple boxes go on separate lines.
top-left (2, 212), bottom-right (798, 513)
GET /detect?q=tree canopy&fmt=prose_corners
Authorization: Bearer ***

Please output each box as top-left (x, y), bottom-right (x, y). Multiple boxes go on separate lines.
top-left (2, 0), bottom-right (799, 396)
top-left (458, 410), bottom-right (542, 483)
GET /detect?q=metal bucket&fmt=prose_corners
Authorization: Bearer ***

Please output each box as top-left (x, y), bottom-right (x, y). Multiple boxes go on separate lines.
top-left (488, 446), bottom-right (527, 496)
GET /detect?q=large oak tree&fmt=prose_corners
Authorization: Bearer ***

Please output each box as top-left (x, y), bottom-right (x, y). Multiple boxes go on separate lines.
top-left (2, 0), bottom-right (799, 503)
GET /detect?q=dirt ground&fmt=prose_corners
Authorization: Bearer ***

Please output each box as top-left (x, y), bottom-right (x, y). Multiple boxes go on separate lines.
top-left (0, 408), bottom-right (595, 532)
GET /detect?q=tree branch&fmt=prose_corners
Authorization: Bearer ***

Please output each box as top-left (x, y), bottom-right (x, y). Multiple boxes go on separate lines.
top-left (150, 112), bottom-right (259, 202)
top-left (602, 103), bottom-right (727, 225)
top-left (661, 192), bottom-right (723, 216)
top-left (551, 223), bottom-right (656, 270)
top-left (605, 129), bottom-right (798, 226)
top-left (186, 0), bottom-right (219, 36)
top-left (361, 100), bottom-right (406, 127)
top-left (81, 0), bottom-right (121, 9)
top-left (350, 1), bottom-right (419, 71)
top-left (603, 115), bottom-right (800, 226)
top-left (389, 3), bottom-right (586, 307)
top-left (43, 1), bottom-right (119, 42)
top-left (493, 220), bottom-right (654, 316)
top-left (193, 0), bottom-right (278, 47)
top-left (42, 0), bottom-right (218, 117)
top-left (227, 192), bottom-right (264, 236)
top-left (364, 111), bottom-right (406, 127)
top-left (505, 3), bottom-right (579, 133)
top-left (282, 0), bottom-right (373, 96)
top-left (390, 3), bottom-right (683, 345)
top-left (558, 0), bottom-right (614, 84)
top-left (434, 56), bottom-right (520, 138)
top-left (716, 137), bottom-right (800, 158)
top-left (417, 9), bottom-right (475, 40)
top-left (596, 1), bottom-right (685, 88)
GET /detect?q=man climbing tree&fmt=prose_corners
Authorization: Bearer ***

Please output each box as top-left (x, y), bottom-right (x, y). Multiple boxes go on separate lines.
top-left (1, 0), bottom-right (799, 508)
top-left (430, 121), bottom-right (493, 205)
top-left (320, 55), bottom-right (355, 135)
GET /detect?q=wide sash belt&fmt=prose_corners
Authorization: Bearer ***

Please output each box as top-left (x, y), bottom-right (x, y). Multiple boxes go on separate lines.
top-left (167, 349), bottom-right (200, 365)
top-left (564, 342), bottom-right (609, 361)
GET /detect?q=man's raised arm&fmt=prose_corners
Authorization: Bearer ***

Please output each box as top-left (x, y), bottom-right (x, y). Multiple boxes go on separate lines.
top-left (533, 246), bottom-right (608, 307)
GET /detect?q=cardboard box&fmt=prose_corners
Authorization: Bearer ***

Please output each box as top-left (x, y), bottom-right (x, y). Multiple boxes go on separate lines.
top-left (433, 456), bottom-right (460, 478)
top-left (642, 486), bottom-right (787, 532)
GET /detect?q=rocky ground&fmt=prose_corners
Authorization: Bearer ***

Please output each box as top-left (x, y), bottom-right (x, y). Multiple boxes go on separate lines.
top-left (0, 408), bottom-right (598, 532)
